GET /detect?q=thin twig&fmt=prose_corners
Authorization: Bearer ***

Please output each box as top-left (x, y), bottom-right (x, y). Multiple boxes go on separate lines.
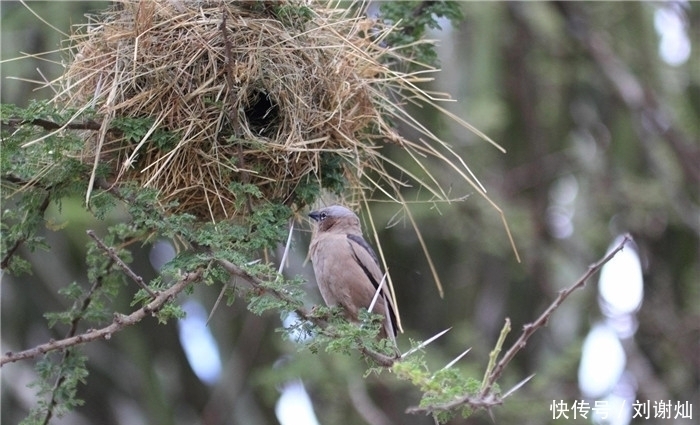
top-left (86, 229), bottom-right (158, 298)
top-left (216, 257), bottom-right (317, 325)
top-left (1, 191), bottom-right (51, 270)
top-left (218, 5), bottom-right (253, 215)
top-left (480, 234), bottom-right (631, 396)
top-left (481, 318), bottom-right (510, 392)
top-left (400, 1), bottom-right (438, 37)
top-left (406, 391), bottom-right (503, 415)
top-left (1, 271), bottom-right (201, 366)
top-left (216, 257), bottom-right (295, 306)
top-left (215, 256), bottom-right (402, 365)
top-left (3, 118), bottom-right (104, 132)
top-left (407, 234), bottom-right (632, 416)
top-left (359, 346), bottom-right (396, 367)
top-left (41, 260), bottom-right (111, 425)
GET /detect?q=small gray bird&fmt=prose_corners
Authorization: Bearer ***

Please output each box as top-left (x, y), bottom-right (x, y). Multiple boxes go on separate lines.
top-left (308, 205), bottom-right (398, 343)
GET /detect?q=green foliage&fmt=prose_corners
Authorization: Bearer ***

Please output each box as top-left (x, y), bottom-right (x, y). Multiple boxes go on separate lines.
top-left (1, 102), bottom-right (92, 179)
top-left (246, 283), bottom-right (297, 315)
top-left (42, 272), bottom-right (116, 329)
top-left (1, 102), bottom-right (302, 421)
top-left (1, 100), bottom-right (94, 124)
top-left (115, 185), bottom-right (197, 240)
top-left (154, 302), bottom-right (186, 324)
top-left (3, 1), bottom-right (697, 423)
top-left (273, 3), bottom-right (313, 30)
top-left (246, 202), bottom-right (293, 250)
top-left (21, 350), bottom-right (88, 425)
top-left (1, 101), bottom-right (94, 274)
top-left (3, 92), bottom-right (488, 420)
top-left (294, 174), bottom-right (322, 207)
top-left (318, 152), bottom-right (347, 195)
top-left (294, 307), bottom-right (396, 360)
top-left (112, 116), bottom-right (178, 151)
top-left (393, 349), bottom-right (481, 423)
top-left (379, 1), bottom-right (464, 67)
top-left (1, 3), bottom-right (467, 421)
top-left (184, 202), bottom-right (292, 254)
top-left (245, 266), bottom-right (305, 315)
top-left (0, 191), bottom-right (51, 274)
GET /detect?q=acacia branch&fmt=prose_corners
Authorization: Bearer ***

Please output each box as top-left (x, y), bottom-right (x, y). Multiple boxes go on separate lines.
top-left (407, 234), bottom-right (632, 416)
top-left (480, 234), bottom-right (631, 395)
top-left (3, 118), bottom-right (106, 132)
top-left (0, 191), bottom-right (51, 270)
top-left (86, 229), bottom-right (158, 298)
top-left (41, 256), bottom-right (112, 425)
top-left (0, 270), bottom-right (201, 366)
top-left (215, 257), bottom-right (398, 366)
top-left (216, 257), bottom-right (297, 307)
top-left (400, 1), bottom-right (438, 37)
top-left (406, 391), bottom-right (503, 415)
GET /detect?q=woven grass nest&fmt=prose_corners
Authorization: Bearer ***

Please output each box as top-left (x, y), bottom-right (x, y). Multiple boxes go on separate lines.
top-left (58, 0), bottom-right (497, 222)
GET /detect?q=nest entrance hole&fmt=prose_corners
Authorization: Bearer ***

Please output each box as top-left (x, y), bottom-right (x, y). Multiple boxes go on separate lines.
top-left (245, 89), bottom-right (279, 137)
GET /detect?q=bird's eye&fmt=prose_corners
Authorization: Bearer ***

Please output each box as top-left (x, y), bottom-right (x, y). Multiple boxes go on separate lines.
top-left (319, 212), bottom-right (327, 220)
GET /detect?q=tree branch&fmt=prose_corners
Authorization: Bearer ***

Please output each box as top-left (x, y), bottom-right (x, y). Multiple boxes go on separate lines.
top-left (86, 229), bottom-right (158, 298)
top-left (400, 1), bottom-right (437, 37)
top-left (215, 256), bottom-right (399, 365)
top-left (0, 270), bottom-right (201, 366)
top-left (406, 391), bottom-right (503, 415)
top-left (41, 256), bottom-right (112, 425)
top-left (0, 190), bottom-right (51, 270)
top-left (480, 234), bottom-right (631, 396)
top-left (216, 257), bottom-right (297, 308)
top-left (3, 118), bottom-right (104, 132)
top-left (407, 234), bottom-right (632, 416)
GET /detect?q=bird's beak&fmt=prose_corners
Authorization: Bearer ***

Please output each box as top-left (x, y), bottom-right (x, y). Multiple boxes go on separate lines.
top-left (308, 211), bottom-right (321, 221)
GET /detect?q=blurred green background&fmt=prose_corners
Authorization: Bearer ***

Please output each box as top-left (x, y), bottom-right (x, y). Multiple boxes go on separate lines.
top-left (2, 2), bottom-right (698, 425)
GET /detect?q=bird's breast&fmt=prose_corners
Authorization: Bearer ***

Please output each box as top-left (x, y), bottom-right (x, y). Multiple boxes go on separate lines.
top-left (310, 234), bottom-right (384, 320)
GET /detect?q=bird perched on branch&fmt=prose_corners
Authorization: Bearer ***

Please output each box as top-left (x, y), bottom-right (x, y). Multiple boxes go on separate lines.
top-left (308, 205), bottom-right (398, 346)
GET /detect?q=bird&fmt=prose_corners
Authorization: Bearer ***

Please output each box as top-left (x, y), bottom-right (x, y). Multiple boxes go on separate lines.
top-left (308, 205), bottom-right (398, 346)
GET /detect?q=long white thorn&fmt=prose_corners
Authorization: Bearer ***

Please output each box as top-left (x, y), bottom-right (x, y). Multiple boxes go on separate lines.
top-left (367, 272), bottom-right (387, 314)
top-left (207, 285), bottom-right (228, 326)
top-left (501, 374), bottom-right (536, 399)
top-left (439, 347), bottom-right (472, 372)
top-left (277, 220), bottom-right (295, 276)
top-left (401, 328), bottom-right (452, 359)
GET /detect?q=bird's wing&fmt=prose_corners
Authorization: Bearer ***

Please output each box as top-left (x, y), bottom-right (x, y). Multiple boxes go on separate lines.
top-left (346, 234), bottom-right (398, 336)
top-left (346, 234), bottom-right (381, 267)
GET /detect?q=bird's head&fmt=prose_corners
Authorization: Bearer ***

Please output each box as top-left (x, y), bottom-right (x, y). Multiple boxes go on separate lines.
top-left (309, 205), bottom-right (361, 233)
